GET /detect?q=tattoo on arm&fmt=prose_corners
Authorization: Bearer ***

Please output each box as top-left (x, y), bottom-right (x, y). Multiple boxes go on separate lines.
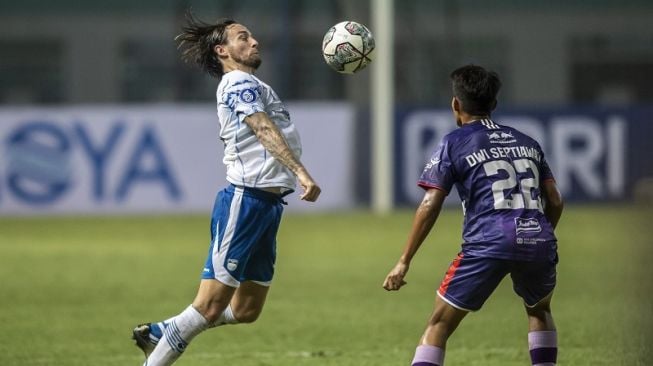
top-left (245, 112), bottom-right (305, 174)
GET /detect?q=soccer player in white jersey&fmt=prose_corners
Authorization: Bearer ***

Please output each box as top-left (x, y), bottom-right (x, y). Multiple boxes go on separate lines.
top-left (131, 15), bottom-right (321, 366)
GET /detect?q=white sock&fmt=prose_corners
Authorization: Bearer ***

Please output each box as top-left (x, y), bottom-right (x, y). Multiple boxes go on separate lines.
top-left (209, 304), bottom-right (239, 328)
top-left (145, 305), bottom-right (208, 366)
top-left (528, 330), bottom-right (557, 366)
top-left (149, 316), bottom-right (176, 342)
top-left (412, 344), bottom-right (445, 366)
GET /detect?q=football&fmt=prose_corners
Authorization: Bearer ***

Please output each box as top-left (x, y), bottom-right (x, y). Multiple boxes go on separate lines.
top-left (322, 21), bottom-right (375, 74)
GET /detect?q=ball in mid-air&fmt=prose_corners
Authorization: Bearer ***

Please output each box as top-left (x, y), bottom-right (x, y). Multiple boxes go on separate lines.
top-left (322, 21), bottom-right (375, 74)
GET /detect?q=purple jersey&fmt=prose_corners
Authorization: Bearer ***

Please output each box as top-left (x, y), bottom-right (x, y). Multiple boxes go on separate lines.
top-left (418, 119), bottom-right (557, 261)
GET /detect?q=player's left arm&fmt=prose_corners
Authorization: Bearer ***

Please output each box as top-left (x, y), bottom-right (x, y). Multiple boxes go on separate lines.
top-left (541, 179), bottom-right (563, 230)
top-left (383, 188), bottom-right (447, 291)
top-left (536, 146), bottom-right (562, 229)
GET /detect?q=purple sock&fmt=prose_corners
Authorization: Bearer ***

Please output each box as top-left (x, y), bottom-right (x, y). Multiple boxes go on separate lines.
top-left (411, 344), bottom-right (444, 366)
top-left (528, 331), bottom-right (557, 365)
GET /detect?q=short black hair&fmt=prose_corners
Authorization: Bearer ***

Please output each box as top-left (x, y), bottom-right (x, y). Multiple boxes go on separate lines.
top-left (450, 65), bottom-right (502, 115)
top-left (175, 12), bottom-right (236, 78)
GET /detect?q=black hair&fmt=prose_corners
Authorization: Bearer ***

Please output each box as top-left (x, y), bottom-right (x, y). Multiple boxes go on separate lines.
top-left (450, 64), bottom-right (502, 115)
top-left (175, 12), bottom-right (236, 78)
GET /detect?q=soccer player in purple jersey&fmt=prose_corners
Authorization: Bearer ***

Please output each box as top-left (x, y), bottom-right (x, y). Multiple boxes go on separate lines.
top-left (383, 65), bottom-right (564, 366)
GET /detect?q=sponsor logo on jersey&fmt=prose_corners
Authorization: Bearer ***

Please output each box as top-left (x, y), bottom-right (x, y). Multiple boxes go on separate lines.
top-left (227, 259), bottom-right (239, 271)
top-left (487, 131), bottom-right (516, 144)
top-left (423, 157), bottom-right (441, 171)
top-left (515, 217), bottom-right (542, 234)
top-left (239, 88), bottom-right (257, 103)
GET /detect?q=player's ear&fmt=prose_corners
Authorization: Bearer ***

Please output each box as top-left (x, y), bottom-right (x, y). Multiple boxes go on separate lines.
top-left (451, 97), bottom-right (460, 113)
top-left (214, 44), bottom-right (227, 57)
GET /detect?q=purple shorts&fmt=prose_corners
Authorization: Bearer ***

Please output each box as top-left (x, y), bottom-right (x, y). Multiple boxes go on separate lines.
top-left (437, 252), bottom-right (557, 311)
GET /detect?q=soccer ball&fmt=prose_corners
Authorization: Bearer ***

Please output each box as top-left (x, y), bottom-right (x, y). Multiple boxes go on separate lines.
top-left (322, 21), bottom-right (375, 74)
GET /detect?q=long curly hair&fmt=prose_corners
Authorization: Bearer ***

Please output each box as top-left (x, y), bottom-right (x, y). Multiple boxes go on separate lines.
top-left (175, 12), bottom-right (236, 78)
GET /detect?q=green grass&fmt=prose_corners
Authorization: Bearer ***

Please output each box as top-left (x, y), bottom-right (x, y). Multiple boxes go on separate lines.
top-left (0, 205), bottom-right (651, 365)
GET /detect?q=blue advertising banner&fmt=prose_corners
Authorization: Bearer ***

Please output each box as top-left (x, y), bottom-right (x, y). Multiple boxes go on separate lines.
top-left (395, 107), bottom-right (653, 206)
top-left (0, 103), bottom-right (355, 215)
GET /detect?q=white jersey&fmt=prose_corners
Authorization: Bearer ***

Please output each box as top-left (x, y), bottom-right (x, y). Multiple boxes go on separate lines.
top-left (216, 70), bottom-right (301, 192)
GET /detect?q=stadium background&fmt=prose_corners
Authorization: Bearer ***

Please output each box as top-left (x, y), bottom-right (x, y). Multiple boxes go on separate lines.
top-left (0, 1), bottom-right (651, 365)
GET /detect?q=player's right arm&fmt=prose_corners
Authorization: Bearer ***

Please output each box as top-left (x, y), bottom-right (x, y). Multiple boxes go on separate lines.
top-left (541, 179), bottom-right (563, 230)
top-left (244, 112), bottom-right (321, 202)
top-left (383, 188), bottom-right (447, 291)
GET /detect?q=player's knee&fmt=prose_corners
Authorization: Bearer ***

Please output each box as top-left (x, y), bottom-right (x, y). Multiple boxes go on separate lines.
top-left (428, 301), bottom-right (466, 328)
top-left (525, 300), bottom-right (553, 323)
top-left (200, 305), bottom-right (226, 323)
top-left (427, 313), bottom-right (459, 337)
top-left (526, 307), bottom-right (549, 321)
top-left (232, 307), bottom-right (262, 323)
top-left (194, 299), bottom-right (232, 323)
top-left (526, 296), bottom-right (552, 315)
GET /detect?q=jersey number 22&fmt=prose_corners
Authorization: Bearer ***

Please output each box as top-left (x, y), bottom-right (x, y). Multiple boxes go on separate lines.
top-left (483, 159), bottom-right (543, 212)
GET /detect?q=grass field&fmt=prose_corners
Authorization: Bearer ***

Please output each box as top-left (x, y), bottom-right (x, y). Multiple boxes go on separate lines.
top-left (0, 205), bottom-right (651, 366)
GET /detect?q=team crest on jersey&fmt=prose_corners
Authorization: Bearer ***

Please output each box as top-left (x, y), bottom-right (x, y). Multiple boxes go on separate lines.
top-left (515, 217), bottom-right (542, 235)
top-left (487, 131), bottom-right (516, 144)
top-left (239, 88), bottom-right (257, 103)
top-left (226, 259), bottom-right (239, 271)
